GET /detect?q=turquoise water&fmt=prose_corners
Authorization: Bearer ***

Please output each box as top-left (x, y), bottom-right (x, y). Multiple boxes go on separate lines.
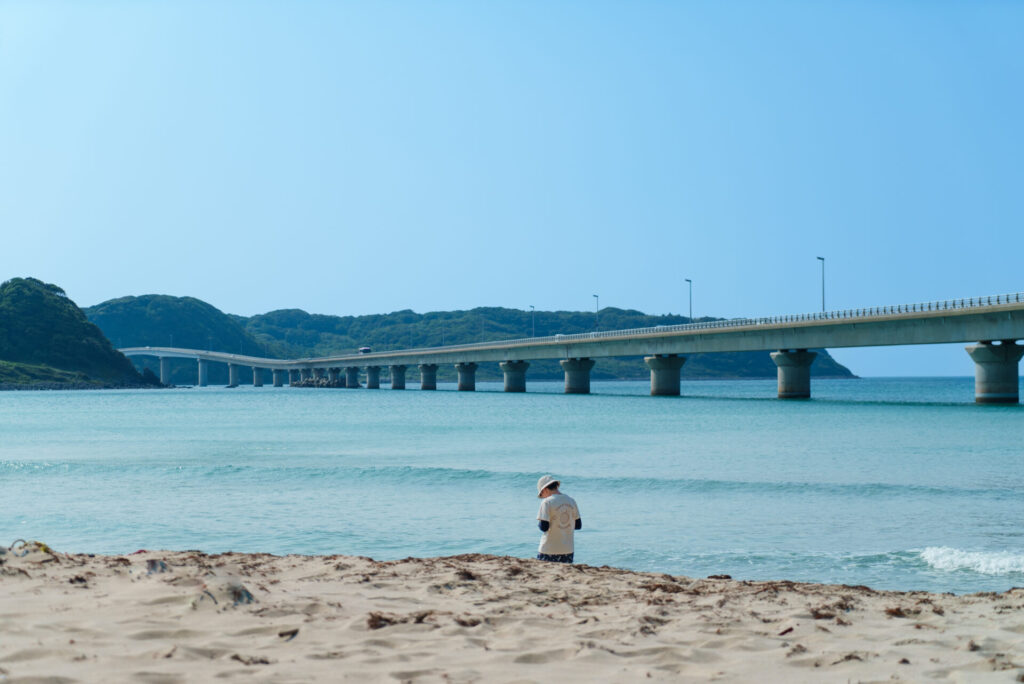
top-left (2, 378), bottom-right (1023, 594)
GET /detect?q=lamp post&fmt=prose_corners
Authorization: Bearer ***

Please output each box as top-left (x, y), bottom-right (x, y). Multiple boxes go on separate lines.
top-left (593, 294), bottom-right (599, 331)
top-left (817, 256), bottom-right (825, 312)
top-left (530, 305), bottom-right (535, 337)
top-left (685, 278), bottom-right (692, 321)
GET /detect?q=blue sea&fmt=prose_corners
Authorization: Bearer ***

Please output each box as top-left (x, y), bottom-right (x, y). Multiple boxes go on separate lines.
top-left (3, 378), bottom-right (1023, 595)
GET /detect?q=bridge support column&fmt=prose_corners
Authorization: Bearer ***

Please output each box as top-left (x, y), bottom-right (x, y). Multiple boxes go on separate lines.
top-left (253, 367), bottom-right (264, 387)
top-left (456, 362), bottom-right (477, 391)
top-left (300, 368), bottom-right (312, 382)
top-left (500, 360), bottom-right (529, 392)
top-left (644, 354), bottom-right (686, 396)
top-left (197, 359), bottom-right (208, 387)
top-left (419, 364), bottom-right (437, 390)
top-left (289, 369), bottom-right (299, 386)
top-left (770, 349), bottom-right (817, 399)
top-left (345, 366), bottom-right (361, 388)
top-left (966, 341), bottom-right (1024, 404)
top-left (391, 365), bottom-right (406, 390)
top-left (273, 369), bottom-right (285, 387)
top-left (560, 358), bottom-right (595, 394)
top-left (228, 363), bottom-right (239, 387)
top-left (327, 368), bottom-right (340, 383)
top-left (159, 357), bottom-right (171, 385)
top-left (366, 366), bottom-right (381, 389)
top-left (312, 368), bottom-right (325, 380)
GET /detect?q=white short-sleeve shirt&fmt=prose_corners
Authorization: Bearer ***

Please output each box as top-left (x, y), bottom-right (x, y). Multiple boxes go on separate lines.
top-left (537, 492), bottom-right (580, 555)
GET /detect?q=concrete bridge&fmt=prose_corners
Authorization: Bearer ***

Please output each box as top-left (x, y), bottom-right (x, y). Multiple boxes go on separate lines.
top-left (121, 292), bottom-right (1024, 403)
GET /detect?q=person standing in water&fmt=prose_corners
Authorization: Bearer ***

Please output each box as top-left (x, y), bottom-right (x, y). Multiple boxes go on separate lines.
top-left (535, 475), bottom-right (581, 563)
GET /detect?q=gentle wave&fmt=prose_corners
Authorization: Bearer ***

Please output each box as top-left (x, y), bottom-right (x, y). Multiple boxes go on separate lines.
top-left (919, 547), bottom-right (1024, 575)
top-left (3, 460), bottom-right (1019, 500)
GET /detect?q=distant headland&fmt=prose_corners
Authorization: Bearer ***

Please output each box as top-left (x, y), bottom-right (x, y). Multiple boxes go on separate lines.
top-left (0, 277), bottom-right (159, 390)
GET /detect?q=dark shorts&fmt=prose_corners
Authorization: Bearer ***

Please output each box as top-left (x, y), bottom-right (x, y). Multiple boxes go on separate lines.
top-left (537, 553), bottom-right (574, 564)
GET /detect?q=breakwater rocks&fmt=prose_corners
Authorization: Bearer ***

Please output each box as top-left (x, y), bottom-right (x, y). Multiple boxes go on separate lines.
top-left (291, 378), bottom-right (355, 389)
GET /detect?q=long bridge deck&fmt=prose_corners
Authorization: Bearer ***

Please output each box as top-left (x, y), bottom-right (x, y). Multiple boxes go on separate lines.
top-left (122, 292), bottom-right (1024, 403)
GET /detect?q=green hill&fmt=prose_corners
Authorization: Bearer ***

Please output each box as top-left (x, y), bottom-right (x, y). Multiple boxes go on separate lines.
top-left (0, 278), bottom-right (155, 388)
top-left (84, 295), bottom-right (273, 385)
top-left (85, 295), bottom-right (855, 384)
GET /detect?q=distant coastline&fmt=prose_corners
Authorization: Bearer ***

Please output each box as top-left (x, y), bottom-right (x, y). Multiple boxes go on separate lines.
top-left (84, 294), bottom-right (857, 385)
top-left (0, 374), bottom-right (864, 391)
top-left (0, 381), bottom-right (170, 392)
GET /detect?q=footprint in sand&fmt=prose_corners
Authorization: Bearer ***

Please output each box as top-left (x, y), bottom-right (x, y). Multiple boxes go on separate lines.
top-left (128, 629), bottom-right (205, 641)
top-left (132, 672), bottom-right (186, 684)
top-left (513, 647), bottom-right (578, 664)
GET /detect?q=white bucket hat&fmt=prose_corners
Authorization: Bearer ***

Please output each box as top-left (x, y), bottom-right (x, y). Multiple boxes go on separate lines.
top-left (537, 475), bottom-right (560, 498)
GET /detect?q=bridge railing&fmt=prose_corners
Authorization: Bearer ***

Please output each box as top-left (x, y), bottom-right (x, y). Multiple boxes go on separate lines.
top-left (376, 291), bottom-right (1024, 357)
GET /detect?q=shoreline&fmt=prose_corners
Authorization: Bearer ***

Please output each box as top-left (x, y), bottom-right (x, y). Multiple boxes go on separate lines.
top-left (0, 383), bottom-right (167, 391)
top-left (0, 375), bottom-right (866, 391)
top-left (3, 545), bottom-right (1022, 682)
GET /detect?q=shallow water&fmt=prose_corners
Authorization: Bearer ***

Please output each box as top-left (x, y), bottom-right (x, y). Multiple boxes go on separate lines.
top-left (2, 377), bottom-right (1023, 594)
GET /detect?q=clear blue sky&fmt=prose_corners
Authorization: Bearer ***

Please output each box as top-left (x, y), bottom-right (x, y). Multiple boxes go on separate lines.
top-left (2, 1), bottom-right (1021, 375)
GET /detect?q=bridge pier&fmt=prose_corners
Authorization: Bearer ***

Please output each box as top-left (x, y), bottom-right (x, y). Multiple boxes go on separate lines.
top-left (273, 369), bottom-right (285, 387)
top-left (500, 360), bottom-right (529, 392)
top-left (345, 366), bottom-right (361, 388)
top-left (228, 363), bottom-right (240, 387)
top-left (560, 358), bottom-right (595, 394)
top-left (253, 367), bottom-right (264, 387)
top-left (419, 364), bottom-right (437, 390)
top-left (328, 368), bottom-right (340, 383)
top-left (770, 349), bottom-right (817, 399)
top-left (289, 369), bottom-right (299, 386)
top-left (197, 359), bottom-right (208, 387)
top-left (644, 354), bottom-right (686, 396)
top-left (159, 357), bottom-right (171, 385)
top-left (966, 340), bottom-right (1023, 403)
top-left (312, 368), bottom-right (325, 381)
top-left (300, 368), bottom-right (313, 382)
top-left (391, 365), bottom-right (406, 390)
top-left (366, 366), bottom-right (381, 389)
top-left (456, 362), bottom-right (477, 391)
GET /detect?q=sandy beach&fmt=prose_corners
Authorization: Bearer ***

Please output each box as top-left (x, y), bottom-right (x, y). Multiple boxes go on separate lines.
top-left (2, 542), bottom-right (1023, 683)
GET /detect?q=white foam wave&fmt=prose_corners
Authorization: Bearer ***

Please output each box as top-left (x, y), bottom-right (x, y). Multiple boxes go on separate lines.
top-left (920, 547), bottom-right (1024, 575)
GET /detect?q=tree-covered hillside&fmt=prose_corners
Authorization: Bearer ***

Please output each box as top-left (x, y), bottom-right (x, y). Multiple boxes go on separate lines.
top-left (0, 277), bottom-right (153, 388)
top-left (85, 295), bottom-right (274, 385)
top-left (86, 295), bottom-right (855, 384)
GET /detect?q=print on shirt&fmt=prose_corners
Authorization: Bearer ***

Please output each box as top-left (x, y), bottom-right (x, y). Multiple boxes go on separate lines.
top-left (554, 503), bottom-right (574, 529)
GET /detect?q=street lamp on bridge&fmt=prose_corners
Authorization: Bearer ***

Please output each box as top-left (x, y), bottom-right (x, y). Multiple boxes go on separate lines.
top-left (817, 256), bottom-right (826, 312)
top-left (593, 294), bottom-right (599, 331)
top-left (685, 278), bottom-right (692, 321)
